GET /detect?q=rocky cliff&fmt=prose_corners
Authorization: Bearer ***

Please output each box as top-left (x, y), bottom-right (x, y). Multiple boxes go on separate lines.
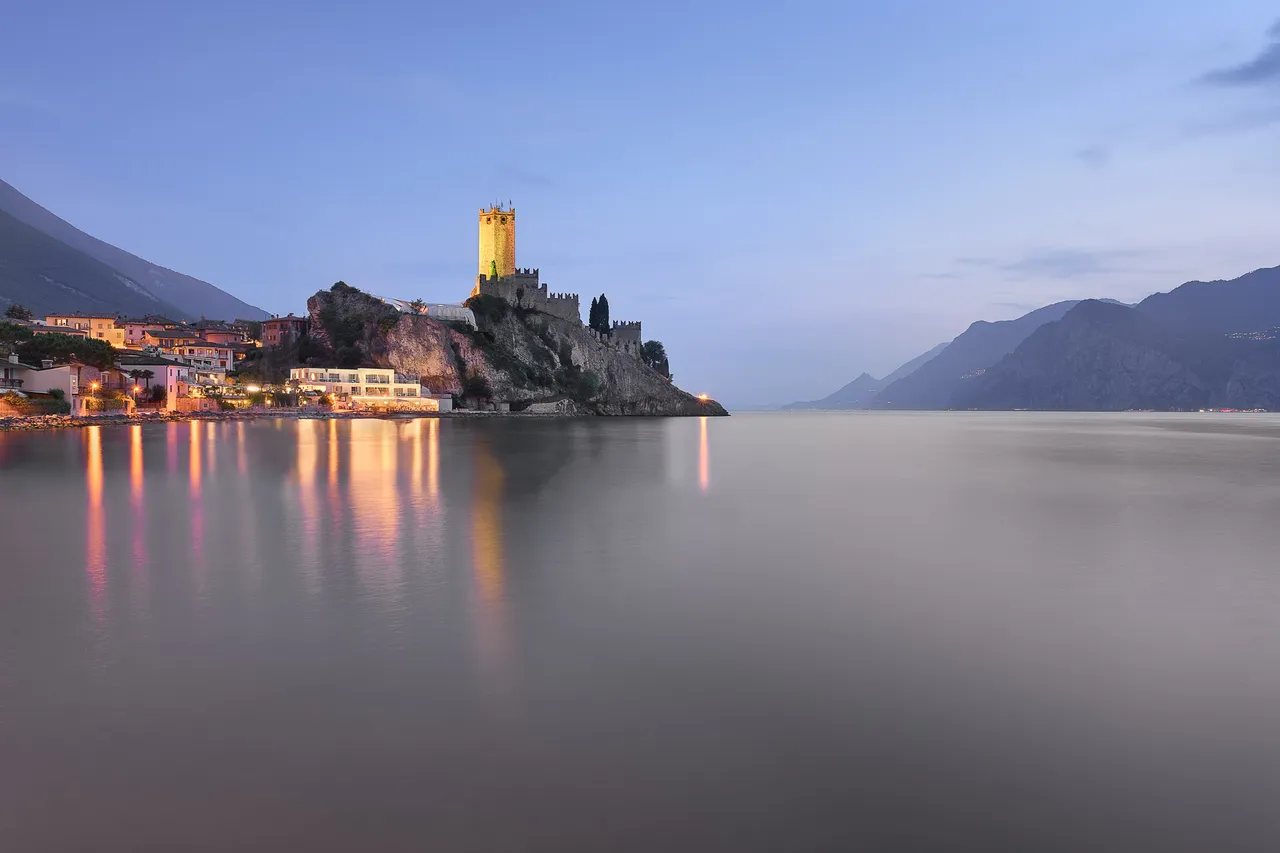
top-left (306, 284), bottom-right (726, 416)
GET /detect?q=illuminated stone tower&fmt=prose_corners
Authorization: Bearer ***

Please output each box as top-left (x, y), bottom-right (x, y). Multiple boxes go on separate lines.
top-left (477, 205), bottom-right (516, 279)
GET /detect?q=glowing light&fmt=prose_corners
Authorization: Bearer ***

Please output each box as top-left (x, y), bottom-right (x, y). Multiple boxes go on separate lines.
top-left (246, 385), bottom-right (261, 393)
top-left (698, 393), bottom-right (709, 401)
top-left (133, 385), bottom-right (141, 394)
top-left (90, 381), bottom-right (99, 391)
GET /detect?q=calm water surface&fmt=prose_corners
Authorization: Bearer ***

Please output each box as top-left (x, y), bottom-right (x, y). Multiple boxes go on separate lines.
top-left (4, 412), bottom-right (1280, 851)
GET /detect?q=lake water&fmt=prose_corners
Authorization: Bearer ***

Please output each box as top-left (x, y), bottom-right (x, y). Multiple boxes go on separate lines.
top-left (4, 412), bottom-right (1280, 851)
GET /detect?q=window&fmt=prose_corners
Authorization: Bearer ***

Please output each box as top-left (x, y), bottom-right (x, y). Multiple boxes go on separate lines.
top-left (97, 332), bottom-right (104, 338)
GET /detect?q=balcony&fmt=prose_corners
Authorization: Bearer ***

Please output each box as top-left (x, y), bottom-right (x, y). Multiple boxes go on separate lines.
top-left (0, 378), bottom-right (24, 390)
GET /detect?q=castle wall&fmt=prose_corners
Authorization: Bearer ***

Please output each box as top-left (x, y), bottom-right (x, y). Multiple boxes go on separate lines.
top-left (611, 320), bottom-right (642, 346)
top-left (587, 328), bottom-right (642, 358)
top-left (472, 271), bottom-right (581, 325)
top-left (477, 207), bottom-right (516, 278)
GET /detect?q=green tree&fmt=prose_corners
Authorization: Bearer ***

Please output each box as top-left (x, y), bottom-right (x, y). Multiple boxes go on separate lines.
top-left (4, 304), bottom-right (34, 321)
top-left (641, 340), bottom-right (670, 377)
top-left (409, 298), bottom-right (426, 313)
top-left (597, 294), bottom-right (611, 333)
top-left (17, 333), bottom-right (116, 369)
top-left (489, 260), bottom-right (498, 280)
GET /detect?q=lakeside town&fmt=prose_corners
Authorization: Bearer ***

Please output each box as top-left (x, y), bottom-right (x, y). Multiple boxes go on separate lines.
top-left (0, 306), bottom-right (458, 424)
top-left (1, 201), bottom-right (717, 428)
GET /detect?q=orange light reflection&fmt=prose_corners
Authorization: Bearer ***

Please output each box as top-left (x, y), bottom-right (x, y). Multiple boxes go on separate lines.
top-left (698, 416), bottom-right (710, 492)
top-left (86, 426), bottom-right (106, 616)
top-left (471, 442), bottom-right (509, 688)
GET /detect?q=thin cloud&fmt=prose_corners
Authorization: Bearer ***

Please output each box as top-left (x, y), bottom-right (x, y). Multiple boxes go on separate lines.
top-left (1200, 20), bottom-right (1280, 87)
top-left (1074, 145), bottom-right (1110, 167)
top-left (960, 249), bottom-right (1147, 281)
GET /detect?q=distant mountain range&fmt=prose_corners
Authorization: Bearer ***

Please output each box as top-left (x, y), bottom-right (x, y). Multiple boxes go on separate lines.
top-left (0, 178), bottom-right (266, 321)
top-left (787, 268), bottom-right (1280, 411)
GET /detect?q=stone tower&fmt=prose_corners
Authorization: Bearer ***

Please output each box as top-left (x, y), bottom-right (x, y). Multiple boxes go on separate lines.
top-left (477, 205), bottom-right (516, 279)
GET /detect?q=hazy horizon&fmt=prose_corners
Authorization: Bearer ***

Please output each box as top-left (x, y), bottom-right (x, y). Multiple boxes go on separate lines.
top-left (5, 1), bottom-right (1280, 406)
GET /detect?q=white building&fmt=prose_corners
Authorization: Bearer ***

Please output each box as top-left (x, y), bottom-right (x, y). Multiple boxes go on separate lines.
top-left (373, 297), bottom-right (477, 330)
top-left (2, 353), bottom-right (79, 398)
top-left (289, 367), bottom-right (452, 411)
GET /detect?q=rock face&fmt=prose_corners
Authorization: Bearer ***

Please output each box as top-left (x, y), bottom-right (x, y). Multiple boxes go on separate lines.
top-left (306, 286), bottom-right (726, 416)
top-left (955, 300), bottom-right (1280, 410)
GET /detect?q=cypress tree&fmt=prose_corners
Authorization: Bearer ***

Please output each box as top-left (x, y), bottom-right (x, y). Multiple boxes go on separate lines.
top-left (598, 294), bottom-right (610, 333)
top-left (589, 297), bottom-right (599, 331)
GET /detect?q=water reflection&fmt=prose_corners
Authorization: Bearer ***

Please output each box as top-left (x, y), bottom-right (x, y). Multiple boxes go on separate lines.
top-left (699, 416), bottom-right (710, 492)
top-left (189, 420), bottom-right (202, 496)
top-left (130, 426), bottom-right (148, 603)
top-left (296, 419), bottom-right (320, 590)
top-left (471, 439), bottom-right (509, 687)
top-left (347, 421), bottom-right (403, 600)
top-left (189, 421), bottom-right (205, 589)
top-left (130, 425), bottom-right (144, 506)
top-left (85, 426), bottom-right (105, 616)
top-left (428, 418), bottom-right (440, 498)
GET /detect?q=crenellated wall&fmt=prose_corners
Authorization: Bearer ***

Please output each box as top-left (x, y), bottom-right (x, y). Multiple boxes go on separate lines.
top-left (472, 270), bottom-right (582, 324)
top-left (611, 320), bottom-right (642, 345)
top-left (587, 327), bottom-right (642, 358)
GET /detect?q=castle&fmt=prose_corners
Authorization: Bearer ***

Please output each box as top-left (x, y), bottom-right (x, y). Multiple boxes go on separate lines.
top-left (470, 204), bottom-right (643, 354)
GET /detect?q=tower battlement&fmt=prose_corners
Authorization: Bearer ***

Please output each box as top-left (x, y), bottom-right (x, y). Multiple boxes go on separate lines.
top-left (478, 207), bottom-right (516, 279)
top-left (611, 320), bottom-right (642, 345)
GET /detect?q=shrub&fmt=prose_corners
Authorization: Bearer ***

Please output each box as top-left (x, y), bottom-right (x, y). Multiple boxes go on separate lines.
top-left (465, 294), bottom-right (510, 326)
top-left (462, 370), bottom-right (492, 399)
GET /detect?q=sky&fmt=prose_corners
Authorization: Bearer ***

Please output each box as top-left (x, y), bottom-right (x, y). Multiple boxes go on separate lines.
top-left (3, 0), bottom-right (1280, 407)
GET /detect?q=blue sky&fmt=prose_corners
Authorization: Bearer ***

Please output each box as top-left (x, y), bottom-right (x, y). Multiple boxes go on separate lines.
top-left (3, 0), bottom-right (1280, 406)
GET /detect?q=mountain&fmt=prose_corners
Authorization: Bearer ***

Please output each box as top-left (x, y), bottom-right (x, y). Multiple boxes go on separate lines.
top-left (0, 178), bottom-right (267, 321)
top-left (0, 209), bottom-right (188, 318)
top-left (1136, 265), bottom-right (1280, 336)
top-left (783, 372), bottom-right (883, 410)
top-left (873, 301), bottom-right (1081, 408)
top-left (955, 300), bottom-right (1280, 411)
top-left (881, 342), bottom-right (950, 385)
top-left (781, 342), bottom-right (949, 411)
